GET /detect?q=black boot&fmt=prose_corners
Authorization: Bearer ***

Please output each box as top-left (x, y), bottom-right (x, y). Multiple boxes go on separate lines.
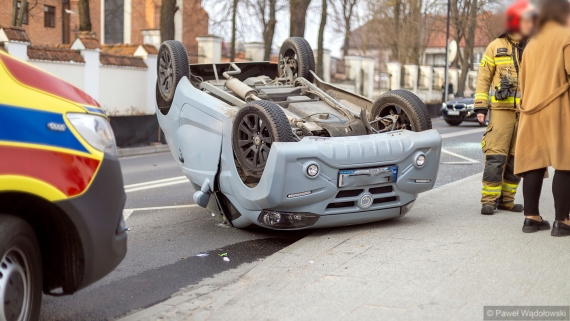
top-left (481, 204), bottom-right (495, 215)
top-left (497, 203), bottom-right (524, 212)
top-left (551, 221), bottom-right (570, 237)
top-left (522, 217), bottom-right (551, 233)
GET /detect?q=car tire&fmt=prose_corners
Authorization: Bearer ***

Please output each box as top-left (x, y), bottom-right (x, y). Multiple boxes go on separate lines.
top-left (278, 37), bottom-right (316, 82)
top-left (370, 90), bottom-right (432, 132)
top-left (445, 119), bottom-right (463, 126)
top-left (157, 40), bottom-right (189, 103)
top-left (0, 215), bottom-right (42, 321)
top-left (232, 100), bottom-right (296, 180)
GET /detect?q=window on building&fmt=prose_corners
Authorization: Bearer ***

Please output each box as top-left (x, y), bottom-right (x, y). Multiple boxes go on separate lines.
top-left (104, 0), bottom-right (124, 43)
top-left (44, 5), bottom-right (55, 28)
top-left (16, 1), bottom-right (28, 25)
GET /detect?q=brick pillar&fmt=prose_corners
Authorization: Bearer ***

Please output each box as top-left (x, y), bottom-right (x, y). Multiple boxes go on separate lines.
top-left (244, 42), bottom-right (265, 61)
top-left (344, 56), bottom-right (363, 95)
top-left (196, 36), bottom-right (222, 64)
top-left (386, 62), bottom-right (401, 91)
top-left (81, 49), bottom-right (101, 101)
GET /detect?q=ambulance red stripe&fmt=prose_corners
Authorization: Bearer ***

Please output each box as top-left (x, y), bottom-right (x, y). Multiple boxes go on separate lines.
top-left (0, 145), bottom-right (100, 197)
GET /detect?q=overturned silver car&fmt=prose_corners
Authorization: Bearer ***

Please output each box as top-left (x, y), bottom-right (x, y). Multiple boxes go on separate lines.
top-left (155, 37), bottom-right (442, 230)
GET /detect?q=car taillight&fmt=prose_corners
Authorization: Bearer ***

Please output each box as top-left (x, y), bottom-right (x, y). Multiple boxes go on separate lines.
top-left (67, 113), bottom-right (117, 155)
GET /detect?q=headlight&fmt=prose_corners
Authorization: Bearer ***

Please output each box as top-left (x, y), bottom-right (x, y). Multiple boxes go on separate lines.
top-left (67, 113), bottom-right (117, 155)
top-left (466, 104), bottom-right (474, 110)
top-left (441, 103), bottom-right (447, 109)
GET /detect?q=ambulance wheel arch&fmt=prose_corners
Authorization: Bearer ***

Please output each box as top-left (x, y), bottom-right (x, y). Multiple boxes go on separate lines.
top-left (0, 192), bottom-right (85, 298)
top-left (0, 214), bottom-right (43, 321)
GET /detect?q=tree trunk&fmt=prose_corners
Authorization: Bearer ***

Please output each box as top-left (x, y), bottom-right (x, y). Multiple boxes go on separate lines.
top-left (393, 0), bottom-right (401, 61)
top-left (230, 0), bottom-right (238, 61)
top-left (78, 0), bottom-right (92, 31)
top-left (160, 0), bottom-right (176, 42)
top-left (457, 0), bottom-right (478, 95)
top-left (317, 0), bottom-right (327, 78)
top-left (343, 17), bottom-right (350, 57)
top-left (11, 0), bottom-right (17, 26)
top-left (263, 0), bottom-right (277, 61)
top-left (290, 0), bottom-right (311, 37)
top-left (15, 0), bottom-right (27, 27)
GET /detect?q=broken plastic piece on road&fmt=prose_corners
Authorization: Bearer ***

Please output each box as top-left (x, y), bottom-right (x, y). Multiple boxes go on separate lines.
top-left (212, 213), bottom-right (215, 216)
top-left (223, 257), bottom-right (230, 262)
top-left (309, 261), bottom-right (314, 264)
top-left (218, 253), bottom-right (227, 257)
top-left (196, 252), bottom-right (209, 257)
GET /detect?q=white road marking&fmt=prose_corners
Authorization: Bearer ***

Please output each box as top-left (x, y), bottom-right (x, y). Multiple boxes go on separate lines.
top-left (123, 204), bottom-right (200, 220)
top-left (125, 178), bottom-right (189, 193)
top-left (441, 149), bottom-right (480, 164)
top-left (124, 176), bottom-right (186, 189)
top-left (123, 209), bottom-right (135, 220)
top-left (440, 128), bottom-right (486, 139)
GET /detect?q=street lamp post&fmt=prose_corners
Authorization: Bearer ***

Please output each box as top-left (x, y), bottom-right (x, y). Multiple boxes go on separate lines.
top-left (444, 0), bottom-right (451, 101)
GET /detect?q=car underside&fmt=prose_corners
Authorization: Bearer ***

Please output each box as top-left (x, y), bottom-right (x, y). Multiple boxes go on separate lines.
top-left (155, 37), bottom-right (442, 229)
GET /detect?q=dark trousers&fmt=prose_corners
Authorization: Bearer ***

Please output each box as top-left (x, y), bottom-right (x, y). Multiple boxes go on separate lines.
top-left (522, 168), bottom-right (570, 221)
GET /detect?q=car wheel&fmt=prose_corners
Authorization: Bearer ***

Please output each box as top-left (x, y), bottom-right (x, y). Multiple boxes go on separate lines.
top-left (278, 37), bottom-right (315, 82)
top-left (370, 90), bottom-right (432, 132)
top-left (445, 119), bottom-right (463, 126)
top-left (232, 100), bottom-right (296, 181)
top-left (157, 40), bottom-right (189, 103)
top-left (0, 215), bottom-right (42, 321)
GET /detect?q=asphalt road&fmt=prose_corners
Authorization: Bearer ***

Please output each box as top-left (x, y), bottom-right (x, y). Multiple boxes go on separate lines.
top-left (39, 117), bottom-right (486, 320)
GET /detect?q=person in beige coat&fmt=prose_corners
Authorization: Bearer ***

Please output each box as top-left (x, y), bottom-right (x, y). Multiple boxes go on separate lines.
top-left (517, 0), bottom-right (570, 236)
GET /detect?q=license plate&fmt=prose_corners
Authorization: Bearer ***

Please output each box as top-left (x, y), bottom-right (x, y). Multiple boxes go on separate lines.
top-left (447, 110), bottom-right (460, 116)
top-left (338, 166), bottom-right (398, 188)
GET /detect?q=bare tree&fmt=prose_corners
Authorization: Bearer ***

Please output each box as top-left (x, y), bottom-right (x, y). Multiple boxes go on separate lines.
top-left (450, 0), bottom-right (500, 94)
top-left (160, 0), bottom-right (177, 42)
top-left (11, 0), bottom-right (27, 26)
top-left (250, 0), bottom-right (278, 60)
top-left (330, 0), bottom-right (358, 57)
top-left (78, 0), bottom-right (92, 31)
top-left (230, 0), bottom-right (239, 61)
top-left (290, 0), bottom-right (312, 37)
top-left (316, 0), bottom-right (327, 78)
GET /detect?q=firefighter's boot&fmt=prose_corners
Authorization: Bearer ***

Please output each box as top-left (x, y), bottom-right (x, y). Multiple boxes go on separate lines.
top-left (481, 203), bottom-right (496, 215)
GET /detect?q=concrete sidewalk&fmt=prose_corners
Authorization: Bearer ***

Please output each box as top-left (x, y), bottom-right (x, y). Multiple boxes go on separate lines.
top-left (119, 172), bottom-right (570, 321)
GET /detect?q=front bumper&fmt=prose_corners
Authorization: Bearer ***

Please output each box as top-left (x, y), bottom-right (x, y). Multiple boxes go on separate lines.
top-left (442, 108), bottom-right (478, 122)
top-left (55, 154), bottom-right (127, 291)
top-left (220, 129), bottom-right (442, 229)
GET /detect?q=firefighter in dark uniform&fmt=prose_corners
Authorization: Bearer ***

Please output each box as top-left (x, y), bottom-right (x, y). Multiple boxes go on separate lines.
top-left (474, 0), bottom-right (537, 215)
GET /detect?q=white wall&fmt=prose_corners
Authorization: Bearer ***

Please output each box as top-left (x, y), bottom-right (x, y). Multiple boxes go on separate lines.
top-left (99, 67), bottom-right (148, 115)
top-left (30, 61), bottom-right (86, 90)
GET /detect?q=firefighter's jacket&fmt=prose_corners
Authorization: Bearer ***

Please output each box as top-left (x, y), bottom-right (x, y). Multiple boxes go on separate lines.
top-left (474, 36), bottom-right (523, 111)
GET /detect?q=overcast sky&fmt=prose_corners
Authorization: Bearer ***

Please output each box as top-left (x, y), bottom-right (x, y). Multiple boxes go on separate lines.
top-left (202, 1), bottom-right (349, 58)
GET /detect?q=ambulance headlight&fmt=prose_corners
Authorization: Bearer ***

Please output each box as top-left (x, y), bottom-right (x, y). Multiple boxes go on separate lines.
top-left (67, 113), bottom-right (117, 155)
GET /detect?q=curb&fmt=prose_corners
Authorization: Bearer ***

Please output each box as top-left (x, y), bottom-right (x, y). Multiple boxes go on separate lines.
top-left (117, 144), bottom-right (170, 158)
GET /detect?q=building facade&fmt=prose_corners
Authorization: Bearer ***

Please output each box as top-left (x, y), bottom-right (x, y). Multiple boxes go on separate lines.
top-left (0, 0), bottom-right (208, 56)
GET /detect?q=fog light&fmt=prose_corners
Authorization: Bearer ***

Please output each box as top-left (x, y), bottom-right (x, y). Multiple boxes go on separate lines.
top-left (307, 164), bottom-right (319, 177)
top-left (416, 155), bottom-right (426, 167)
top-left (258, 211), bottom-right (320, 229)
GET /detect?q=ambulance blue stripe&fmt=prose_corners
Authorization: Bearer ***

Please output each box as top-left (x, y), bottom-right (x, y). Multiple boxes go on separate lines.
top-left (84, 106), bottom-right (105, 115)
top-left (0, 104), bottom-right (89, 153)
